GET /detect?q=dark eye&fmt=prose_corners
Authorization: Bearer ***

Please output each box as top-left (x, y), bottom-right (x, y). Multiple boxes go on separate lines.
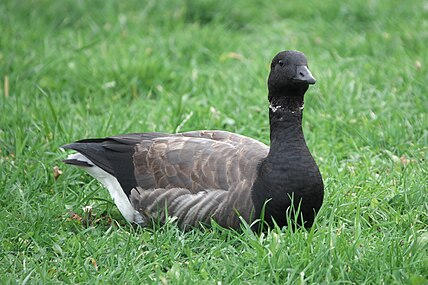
top-left (278, 60), bottom-right (284, 66)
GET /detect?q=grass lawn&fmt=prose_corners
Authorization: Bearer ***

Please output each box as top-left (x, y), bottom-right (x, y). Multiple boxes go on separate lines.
top-left (1, 0), bottom-right (427, 283)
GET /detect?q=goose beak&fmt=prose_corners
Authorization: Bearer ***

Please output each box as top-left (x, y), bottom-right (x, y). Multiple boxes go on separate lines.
top-left (295, 66), bottom-right (316, 85)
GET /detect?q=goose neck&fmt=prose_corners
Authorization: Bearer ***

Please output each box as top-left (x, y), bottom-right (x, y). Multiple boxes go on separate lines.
top-left (267, 95), bottom-right (306, 155)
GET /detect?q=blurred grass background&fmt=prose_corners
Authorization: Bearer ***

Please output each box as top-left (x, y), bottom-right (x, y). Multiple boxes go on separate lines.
top-left (0, 0), bottom-right (427, 283)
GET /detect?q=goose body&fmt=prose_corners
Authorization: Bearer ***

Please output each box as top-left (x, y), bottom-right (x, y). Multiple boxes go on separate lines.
top-left (62, 50), bottom-right (324, 230)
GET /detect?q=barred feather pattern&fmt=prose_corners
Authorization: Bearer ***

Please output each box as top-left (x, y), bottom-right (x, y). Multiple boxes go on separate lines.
top-left (129, 130), bottom-right (269, 229)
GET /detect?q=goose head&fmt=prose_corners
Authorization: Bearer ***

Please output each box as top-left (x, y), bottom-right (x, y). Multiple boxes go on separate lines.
top-left (268, 50), bottom-right (316, 100)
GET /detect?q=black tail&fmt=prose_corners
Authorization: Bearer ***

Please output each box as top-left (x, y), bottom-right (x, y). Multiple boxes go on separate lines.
top-left (61, 133), bottom-right (170, 196)
top-left (62, 135), bottom-right (143, 196)
top-left (62, 158), bottom-right (93, 167)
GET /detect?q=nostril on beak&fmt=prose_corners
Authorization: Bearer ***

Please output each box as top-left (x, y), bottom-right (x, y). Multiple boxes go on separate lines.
top-left (296, 65), bottom-right (316, 84)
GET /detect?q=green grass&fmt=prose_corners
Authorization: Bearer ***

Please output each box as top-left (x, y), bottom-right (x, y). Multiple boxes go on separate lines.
top-left (1, 0), bottom-right (427, 283)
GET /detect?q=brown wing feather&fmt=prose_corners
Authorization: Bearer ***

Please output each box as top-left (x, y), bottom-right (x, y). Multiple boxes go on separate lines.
top-left (129, 130), bottom-right (269, 229)
top-left (133, 131), bottom-right (268, 193)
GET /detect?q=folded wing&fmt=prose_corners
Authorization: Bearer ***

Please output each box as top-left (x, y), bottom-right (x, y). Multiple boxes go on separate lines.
top-left (63, 130), bottom-right (269, 228)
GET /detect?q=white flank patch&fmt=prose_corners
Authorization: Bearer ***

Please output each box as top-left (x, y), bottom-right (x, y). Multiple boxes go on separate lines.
top-left (67, 153), bottom-right (142, 224)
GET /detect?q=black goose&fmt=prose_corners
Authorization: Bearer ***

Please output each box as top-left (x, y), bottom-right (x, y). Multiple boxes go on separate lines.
top-left (62, 50), bottom-right (324, 230)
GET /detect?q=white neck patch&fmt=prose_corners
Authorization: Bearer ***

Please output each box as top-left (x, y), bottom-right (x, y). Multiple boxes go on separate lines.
top-left (269, 103), bottom-right (281, 112)
top-left (269, 103), bottom-right (304, 113)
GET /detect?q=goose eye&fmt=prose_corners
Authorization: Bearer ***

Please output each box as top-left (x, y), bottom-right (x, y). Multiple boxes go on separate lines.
top-left (278, 60), bottom-right (284, 66)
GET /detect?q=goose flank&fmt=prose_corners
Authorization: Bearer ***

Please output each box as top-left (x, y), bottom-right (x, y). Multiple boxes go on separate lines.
top-left (62, 50), bottom-right (324, 230)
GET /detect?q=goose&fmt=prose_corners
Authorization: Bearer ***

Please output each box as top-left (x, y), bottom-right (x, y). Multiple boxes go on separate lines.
top-left (62, 50), bottom-right (324, 230)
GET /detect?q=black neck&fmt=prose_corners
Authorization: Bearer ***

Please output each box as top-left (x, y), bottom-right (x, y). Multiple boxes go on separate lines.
top-left (268, 95), bottom-right (305, 151)
top-left (251, 93), bottom-right (323, 230)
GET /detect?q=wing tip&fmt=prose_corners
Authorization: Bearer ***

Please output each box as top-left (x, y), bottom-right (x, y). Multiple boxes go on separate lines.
top-left (60, 143), bottom-right (76, 150)
top-left (62, 158), bottom-right (93, 167)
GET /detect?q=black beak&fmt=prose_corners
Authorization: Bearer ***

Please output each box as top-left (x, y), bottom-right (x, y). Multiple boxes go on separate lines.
top-left (294, 66), bottom-right (316, 85)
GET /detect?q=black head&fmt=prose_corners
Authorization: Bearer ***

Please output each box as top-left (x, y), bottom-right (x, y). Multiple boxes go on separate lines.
top-left (268, 50), bottom-right (316, 99)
